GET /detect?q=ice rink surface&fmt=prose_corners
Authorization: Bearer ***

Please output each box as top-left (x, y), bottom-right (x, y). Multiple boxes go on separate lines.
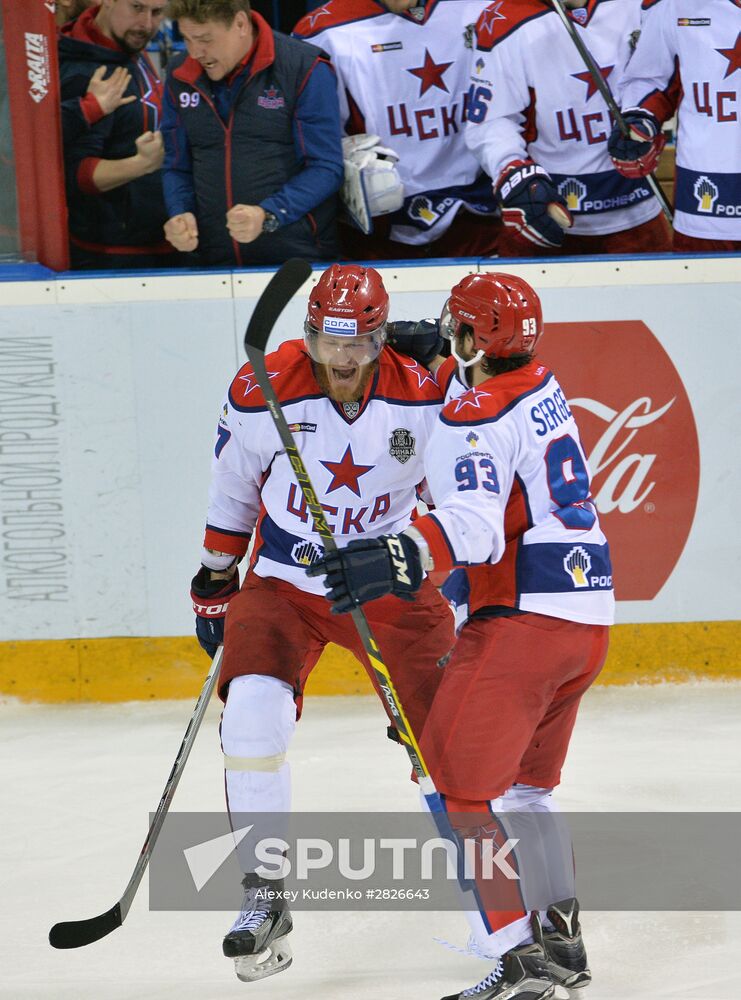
top-left (2, 682), bottom-right (740, 1000)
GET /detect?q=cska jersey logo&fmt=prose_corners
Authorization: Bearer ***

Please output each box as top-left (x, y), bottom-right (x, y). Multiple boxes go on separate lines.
top-left (716, 32), bottom-right (741, 78)
top-left (571, 65), bottom-right (614, 101)
top-left (407, 49), bottom-right (453, 96)
top-left (320, 444), bottom-right (374, 496)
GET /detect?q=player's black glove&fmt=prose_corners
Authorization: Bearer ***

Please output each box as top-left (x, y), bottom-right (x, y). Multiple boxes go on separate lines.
top-left (306, 533), bottom-right (424, 614)
top-left (495, 159), bottom-right (572, 248)
top-left (386, 319), bottom-right (448, 367)
top-left (190, 564), bottom-right (240, 657)
top-left (608, 110), bottom-right (666, 178)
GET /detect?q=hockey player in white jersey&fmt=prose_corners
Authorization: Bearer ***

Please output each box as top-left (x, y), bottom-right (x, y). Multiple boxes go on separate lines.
top-left (293, 0), bottom-right (501, 259)
top-left (610, 0), bottom-right (741, 252)
top-left (466, 0), bottom-right (672, 256)
top-left (189, 263), bottom-right (455, 982)
top-left (311, 272), bottom-right (614, 999)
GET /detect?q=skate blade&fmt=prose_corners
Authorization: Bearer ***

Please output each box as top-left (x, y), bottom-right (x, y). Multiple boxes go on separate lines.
top-left (559, 969), bottom-right (591, 990)
top-left (548, 961), bottom-right (591, 990)
top-left (234, 936), bottom-right (293, 982)
top-left (554, 984), bottom-right (590, 1000)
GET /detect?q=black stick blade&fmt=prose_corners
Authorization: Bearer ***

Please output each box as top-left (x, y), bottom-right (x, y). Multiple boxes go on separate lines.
top-left (49, 903), bottom-right (122, 949)
top-left (244, 258), bottom-right (313, 355)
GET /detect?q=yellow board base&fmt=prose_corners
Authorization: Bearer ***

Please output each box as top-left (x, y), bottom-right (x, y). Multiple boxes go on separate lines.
top-left (1, 621), bottom-right (739, 703)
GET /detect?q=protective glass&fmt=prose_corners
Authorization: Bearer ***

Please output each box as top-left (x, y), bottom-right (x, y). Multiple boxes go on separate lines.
top-left (439, 298), bottom-right (459, 341)
top-left (304, 322), bottom-right (387, 366)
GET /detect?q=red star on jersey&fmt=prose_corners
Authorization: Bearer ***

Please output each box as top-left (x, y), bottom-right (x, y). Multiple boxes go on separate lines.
top-left (403, 360), bottom-right (437, 390)
top-left (479, 1), bottom-right (507, 35)
top-left (320, 444), bottom-right (375, 497)
top-left (717, 32), bottom-right (741, 78)
top-left (571, 65), bottom-right (614, 101)
top-left (407, 49), bottom-right (453, 97)
top-left (238, 368), bottom-right (279, 397)
top-left (453, 386), bottom-right (491, 414)
top-left (307, 3), bottom-right (331, 29)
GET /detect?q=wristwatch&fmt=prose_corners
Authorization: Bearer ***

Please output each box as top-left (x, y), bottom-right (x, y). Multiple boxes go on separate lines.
top-left (261, 211), bottom-right (280, 234)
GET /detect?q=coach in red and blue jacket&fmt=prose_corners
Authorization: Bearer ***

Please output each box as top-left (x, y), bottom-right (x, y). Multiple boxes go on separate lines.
top-left (59, 2), bottom-right (174, 271)
top-left (162, 0), bottom-right (343, 267)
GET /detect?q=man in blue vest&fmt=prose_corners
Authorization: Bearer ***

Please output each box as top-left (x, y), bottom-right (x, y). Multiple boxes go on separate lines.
top-left (162, 0), bottom-right (344, 266)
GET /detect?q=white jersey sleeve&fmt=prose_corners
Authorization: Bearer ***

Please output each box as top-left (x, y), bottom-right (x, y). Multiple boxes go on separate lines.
top-left (621, 0), bottom-right (741, 240)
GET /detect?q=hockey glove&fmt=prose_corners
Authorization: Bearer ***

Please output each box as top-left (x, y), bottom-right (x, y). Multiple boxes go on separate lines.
top-left (386, 319), bottom-right (448, 368)
top-left (608, 110), bottom-right (666, 178)
top-left (341, 133), bottom-right (404, 235)
top-left (496, 160), bottom-right (572, 248)
top-left (306, 533), bottom-right (424, 614)
top-left (190, 564), bottom-right (240, 658)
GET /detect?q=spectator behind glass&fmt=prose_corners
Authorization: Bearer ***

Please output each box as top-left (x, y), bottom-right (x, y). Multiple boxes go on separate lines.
top-left (56, 1), bottom-right (97, 27)
top-left (58, 0), bottom-right (175, 270)
top-left (293, 0), bottom-right (500, 261)
top-left (465, 0), bottom-right (672, 258)
top-left (162, 0), bottom-right (343, 267)
top-left (609, 0), bottom-right (741, 254)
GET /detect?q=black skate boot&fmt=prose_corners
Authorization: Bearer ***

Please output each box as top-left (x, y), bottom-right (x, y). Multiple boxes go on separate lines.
top-left (441, 942), bottom-right (555, 999)
top-left (222, 873), bottom-right (293, 982)
top-left (532, 897), bottom-right (591, 989)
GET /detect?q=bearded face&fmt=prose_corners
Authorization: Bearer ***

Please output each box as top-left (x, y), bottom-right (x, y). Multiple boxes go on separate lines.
top-left (312, 357), bottom-right (378, 403)
top-left (304, 327), bottom-right (385, 403)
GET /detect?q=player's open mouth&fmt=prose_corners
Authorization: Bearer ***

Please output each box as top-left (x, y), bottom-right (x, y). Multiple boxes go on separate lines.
top-left (331, 367), bottom-right (357, 382)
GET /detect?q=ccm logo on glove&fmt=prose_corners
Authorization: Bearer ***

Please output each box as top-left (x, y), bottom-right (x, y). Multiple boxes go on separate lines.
top-left (387, 536), bottom-right (411, 586)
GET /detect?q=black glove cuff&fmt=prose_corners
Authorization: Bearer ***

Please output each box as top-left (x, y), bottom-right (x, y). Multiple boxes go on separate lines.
top-left (191, 564), bottom-right (237, 599)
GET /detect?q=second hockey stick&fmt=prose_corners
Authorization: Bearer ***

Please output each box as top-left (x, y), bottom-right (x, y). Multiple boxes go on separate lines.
top-left (550, 0), bottom-right (673, 223)
top-left (48, 260), bottom-right (311, 951)
top-left (49, 646), bottom-right (224, 949)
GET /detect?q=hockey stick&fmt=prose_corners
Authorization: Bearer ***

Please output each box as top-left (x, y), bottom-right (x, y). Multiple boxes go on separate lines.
top-left (48, 261), bottom-right (312, 951)
top-left (549, 0), bottom-right (673, 223)
top-left (49, 646), bottom-right (224, 949)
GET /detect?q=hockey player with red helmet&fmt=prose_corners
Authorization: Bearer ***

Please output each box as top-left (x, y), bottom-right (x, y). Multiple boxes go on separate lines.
top-left (189, 263), bottom-right (454, 982)
top-left (311, 273), bottom-right (614, 999)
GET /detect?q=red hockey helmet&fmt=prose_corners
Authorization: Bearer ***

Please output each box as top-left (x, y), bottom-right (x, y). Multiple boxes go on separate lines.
top-left (440, 272), bottom-right (544, 362)
top-left (305, 264), bottom-right (389, 365)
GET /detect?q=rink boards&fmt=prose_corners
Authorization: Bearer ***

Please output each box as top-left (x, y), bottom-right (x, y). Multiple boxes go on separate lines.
top-left (0, 256), bottom-right (739, 700)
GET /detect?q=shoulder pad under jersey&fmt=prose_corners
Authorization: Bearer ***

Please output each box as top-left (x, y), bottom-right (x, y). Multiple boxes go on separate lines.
top-left (228, 340), bottom-right (321, 412)
top-left (293, 0), bottom-right (385, 39)
top-left (440, 361), bottom-right (553, 425)
top-left (474, 0), bottom-right (549, 53)
top-left (375, 347), bottom-right (443, 403)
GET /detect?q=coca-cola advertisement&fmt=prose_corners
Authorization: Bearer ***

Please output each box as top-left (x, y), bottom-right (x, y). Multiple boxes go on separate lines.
top-left (539, 321), bottom-right (700, 602)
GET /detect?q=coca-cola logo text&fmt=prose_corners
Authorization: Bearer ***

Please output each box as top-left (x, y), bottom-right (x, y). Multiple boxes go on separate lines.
top-left (539, 321), bottom-right (699, 601)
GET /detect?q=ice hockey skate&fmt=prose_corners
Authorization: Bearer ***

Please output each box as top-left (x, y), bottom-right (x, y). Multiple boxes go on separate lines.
top-left (222, 873), bottom-right (293, 982)
top-left (441, 942), bottom-right (555, 999)
top-left (532, 898), bottom-right (591, 990)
